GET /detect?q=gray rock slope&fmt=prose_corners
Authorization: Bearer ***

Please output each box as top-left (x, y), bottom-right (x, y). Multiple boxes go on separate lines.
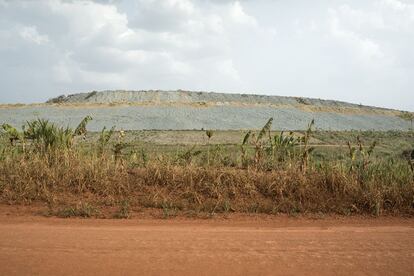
top-left (47, 90), bottom-right (382, 109)
top-left (0, 90), bottom-right (410, 131)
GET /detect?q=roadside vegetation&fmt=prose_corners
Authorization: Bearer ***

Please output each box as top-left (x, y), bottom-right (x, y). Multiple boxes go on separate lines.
top-left (0, 117), bottom-right (413, 218)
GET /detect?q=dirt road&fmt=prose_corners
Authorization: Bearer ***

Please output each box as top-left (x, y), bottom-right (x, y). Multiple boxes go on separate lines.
top-left (1, 212), bottom-right (414, 276)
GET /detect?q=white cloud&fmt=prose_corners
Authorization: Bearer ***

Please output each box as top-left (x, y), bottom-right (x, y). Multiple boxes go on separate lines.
top-left (329, 12), bottom-right (384, 61)
top-left (0, 0), bottom-right (413, 111)
top-left (229, 1), bottom-right (257, 26)
top-left (382, 0), bottom-right (408, 11)
top-left (53, 61), bottom-right (72, 83)
top-left (218, 59), bottom-right (240, 80)
top-left (11, 0), bottom-right (261, 94)
top-left (19, 25), bottom-right (49, 45)
top-left (162, 0), bottom-right (195, 15)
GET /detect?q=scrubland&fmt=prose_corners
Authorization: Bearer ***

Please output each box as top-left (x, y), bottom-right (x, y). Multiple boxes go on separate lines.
top-left (1, 117), bottom-right (413, 218)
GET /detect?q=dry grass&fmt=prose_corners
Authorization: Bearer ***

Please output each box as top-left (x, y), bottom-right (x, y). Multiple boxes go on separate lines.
top-left (1, 118), bottom-right (413, 218)
top-left (0, 150), bottom-right (413, 217)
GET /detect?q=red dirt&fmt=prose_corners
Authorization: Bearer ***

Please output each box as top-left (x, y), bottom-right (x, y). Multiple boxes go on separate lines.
top-left (0, 206), bottom-right (414, 275)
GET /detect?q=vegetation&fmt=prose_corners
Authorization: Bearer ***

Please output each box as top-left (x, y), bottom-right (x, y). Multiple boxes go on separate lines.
top-left (399, 111), bottom-right (414, 130)
top-left (51, 202), bottom-right (99, 218)
top-left (85, 91), bottom-right (98, 100)
top-left (0, 117), bottom-right (413, 218)
top-left (97, 126), bottom-right (115, 155)
top-left (205, 130), bottom-right (213, 165)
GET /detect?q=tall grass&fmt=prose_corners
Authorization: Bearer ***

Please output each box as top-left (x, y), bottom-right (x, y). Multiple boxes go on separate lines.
top-left (0, 117), bottom-right (413, 217)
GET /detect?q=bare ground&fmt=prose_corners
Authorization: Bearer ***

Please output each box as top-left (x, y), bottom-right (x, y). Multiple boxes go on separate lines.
top-left (0, 206), bottom-right (413, 276)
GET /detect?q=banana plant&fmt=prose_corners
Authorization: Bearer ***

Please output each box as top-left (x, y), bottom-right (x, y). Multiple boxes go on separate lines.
top-left (253, 118), bottom-right (273, 166)
top-left (177, 145), bottom-right (202, 165)
top-left (24, 118), bottom-right (92, 152)
top-left (240, 130), bottom-right (251, 168)
top-left (1, 123), bottom-right (23, 146)
top-left (347, 135), bottom-right (377, 173)
top-left (299, 119), bottom-right (315, 172)
top-left (113, 129), bottom-right (127, 162)
top-left (269, 131), bottom-right (299, 163)
top-left (98, 126), bottom-right (116, 156)
top-left (74, 115), bottom-right (93, 138)
top-left (2, 116), bottom-right (92, 154)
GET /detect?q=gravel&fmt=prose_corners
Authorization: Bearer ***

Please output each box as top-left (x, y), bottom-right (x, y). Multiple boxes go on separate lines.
top-left (0, 104), bottom-right (410, 131)
top-left (48, 90), bottom-right (387, 110)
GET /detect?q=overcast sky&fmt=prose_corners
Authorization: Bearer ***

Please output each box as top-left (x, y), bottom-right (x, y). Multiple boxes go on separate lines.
top-left (0, 0), bottom-right (413, 110)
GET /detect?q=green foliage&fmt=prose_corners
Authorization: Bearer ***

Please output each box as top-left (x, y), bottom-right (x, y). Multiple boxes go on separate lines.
top-left (113, 200), bottom-right (131, 219)
top-left (240, 131), bottom-right (252, 167)
top-left (113, 130), bottom-right (127, 162)
top-left (24, 119), bottom-right (73, 151)
top-left (54, 202), bottom-right (99, 218)
top-left (242, 131), bottom-right (251, 146)
top-left (252, 118), bottom-right (274, 167)
top-left (347, 136), bottom-right (377, 182)
top-left (85, 91), bottom-right (98, 100)
top-left (399, 111), bottom-right (414, 120)
top-left (205, 130), bottom-right (213, 140)
top-left (74, 115), bottom-right (93, 136)
top-left (240, 118), bottom-right (316, 170)
top-left (268, 131), bottom-right (299, 162)
top-left (177, 145), bottom-right (202, 164)
top-left (398, 111), bottom-right (414, 129)
top-left (257, 117), bottom-right (273, 142)
top-left (141, 148), bottom-right (149, 167)
top-left (205, 130), bottom-right (214, 165)
top-left (1, 119), bottom-right (414, 217)
top-left (300, 119), bottom-right (315, 172)
top-left (1, 123), bottom-right (22, 145)
top-left (113, 143), bottom-right (127, 161)
top-left (295, 97), bottom-right (309, 105)
top-left (98, 126), bottom-right (116, 155)
top-left (272, 131), bottom-right (297, 151)
top-left (1, 116), bottom-right (92, 156)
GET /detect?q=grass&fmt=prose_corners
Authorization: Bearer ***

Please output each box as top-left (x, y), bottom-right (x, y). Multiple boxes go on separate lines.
top-left (0, 117), bottom-right (413, 218)
top-left (2, 155), bottom-right (413, 216)
top-left (113, 200), bottom-right (131, 219)
top-left (51, 202), bottom-right (99, 218)
top-left (78, 129), bottom-right (414, 163)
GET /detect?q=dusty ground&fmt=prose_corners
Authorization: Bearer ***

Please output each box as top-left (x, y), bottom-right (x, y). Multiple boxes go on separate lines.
top-left (0, 206), bottom-right (413, 276)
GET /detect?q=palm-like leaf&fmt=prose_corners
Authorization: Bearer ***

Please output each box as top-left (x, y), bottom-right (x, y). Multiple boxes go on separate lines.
top-left (74, 116), bottom-right (93, 136)
top-left (257, 118), bottom-right (273, 142)
top-left (1, 123), bottom-right (22, 142)
top-left (98, 126), bottom-right (116, 154)
top-left (242, 131), bottom-right (251, 145)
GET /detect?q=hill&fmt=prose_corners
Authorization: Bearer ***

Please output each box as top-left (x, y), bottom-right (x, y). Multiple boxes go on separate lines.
top-left (0, 90), bottom-right (411, 131)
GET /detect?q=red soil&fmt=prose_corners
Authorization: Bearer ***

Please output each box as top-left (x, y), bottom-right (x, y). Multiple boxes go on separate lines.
top-left (0, 206), bottom-right (413, 275)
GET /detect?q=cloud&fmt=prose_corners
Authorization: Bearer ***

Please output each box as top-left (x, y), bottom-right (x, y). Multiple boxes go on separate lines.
top-left (329, 9), bottom-right (385, 61)
top-left (382, 0), bottom-right (409, 11)
top-left (52, 61), bottom-right (72, 83)
top-left (218, 59), bottom-right (240, 80)
top-left (19, 25), bottom-right (49, 45)
top-left (0, 0), bottom-right (268, 102)
top-left (228, 1), bottom-right (257, 26)
top-left (0, 0), bottom-right (413, 111)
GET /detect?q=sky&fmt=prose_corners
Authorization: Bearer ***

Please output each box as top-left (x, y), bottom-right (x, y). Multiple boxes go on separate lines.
top-left (0, 0), bottom-right (413, 111)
